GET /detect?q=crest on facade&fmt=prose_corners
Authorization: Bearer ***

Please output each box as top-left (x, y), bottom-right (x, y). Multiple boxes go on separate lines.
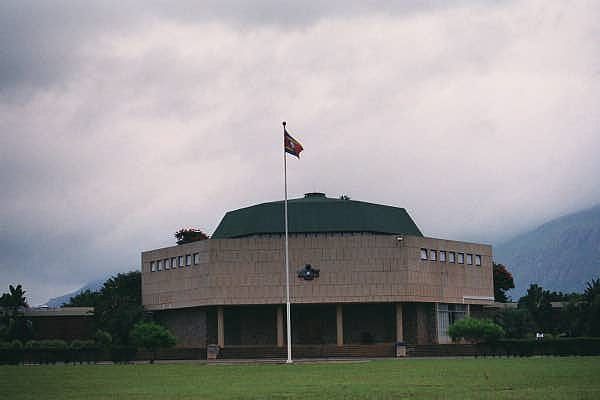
top-left (297, 264), bottom-right (320, 281)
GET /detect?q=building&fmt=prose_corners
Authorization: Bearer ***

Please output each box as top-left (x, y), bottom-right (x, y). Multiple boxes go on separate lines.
top-left (141, 193), bottom-right (493, 357)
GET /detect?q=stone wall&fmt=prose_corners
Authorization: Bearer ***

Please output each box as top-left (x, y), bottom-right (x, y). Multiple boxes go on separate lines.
top-left (155, 308), bottom-right (207, 348)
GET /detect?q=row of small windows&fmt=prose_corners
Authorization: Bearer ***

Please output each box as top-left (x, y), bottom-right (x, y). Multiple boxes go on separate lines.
top-left (420, 248), bottom-right (482, 266)
top-left (150, 253), bottom-right (201, 272)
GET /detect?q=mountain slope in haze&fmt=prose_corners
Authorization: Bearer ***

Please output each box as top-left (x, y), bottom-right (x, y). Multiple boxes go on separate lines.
top-left (494, 204), bottom-right (600, 298)
top-left (44, 277), bottom-right (107, 307)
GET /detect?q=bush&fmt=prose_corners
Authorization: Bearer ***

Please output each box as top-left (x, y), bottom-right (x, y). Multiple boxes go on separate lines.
top-left (130, 322), bottom-right (176, 363)
top-left (94, 329), bottom-right (112, 348)
top-left (23, 339), bottom-right (69, 364)
top-left (448, 318), bottom-right (505, 343)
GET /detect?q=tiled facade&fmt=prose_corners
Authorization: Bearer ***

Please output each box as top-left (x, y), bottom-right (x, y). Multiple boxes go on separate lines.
top-left (142, 234), bottom-right (493, 311)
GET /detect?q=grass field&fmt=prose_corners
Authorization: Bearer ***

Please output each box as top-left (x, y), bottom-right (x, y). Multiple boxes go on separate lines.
top-left (2, 357), bottom-right (600, 399)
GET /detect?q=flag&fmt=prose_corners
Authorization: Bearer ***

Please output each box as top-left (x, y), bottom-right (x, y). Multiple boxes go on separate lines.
top-left (284, 129), bottom-right (303, 158)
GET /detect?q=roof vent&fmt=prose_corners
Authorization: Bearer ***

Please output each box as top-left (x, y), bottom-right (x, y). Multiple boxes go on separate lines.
top-left (304, 192), bottom-right (326, 198)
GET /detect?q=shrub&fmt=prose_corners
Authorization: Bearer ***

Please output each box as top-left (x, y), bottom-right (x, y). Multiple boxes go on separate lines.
top-left (129, 322), bottom-right (176, 363)
top-left (94, 329), bottom-right (112, 348)
top-left (448, 317), bottom-right (505, 343)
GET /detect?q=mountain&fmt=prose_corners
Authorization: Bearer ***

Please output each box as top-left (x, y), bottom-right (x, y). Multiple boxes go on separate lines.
top-left (494, 204), bottom-right (600, 298)
top-left (44, 277), bottom-right (107, 308)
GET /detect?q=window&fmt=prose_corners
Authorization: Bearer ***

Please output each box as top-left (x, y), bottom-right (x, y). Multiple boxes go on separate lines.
top-left (193, 253), bottom-right (200, 265)
top-left (185, 254), bottom-right (192, 266)
top-left (150, 261), bottom-right (156, 272)
top-left (157, 260), bottom-right (163, 271)
top-left (475, 255), bottom-right (482, 266)
top-left (466, 254), bottom-right (473, 265)
top-left (439, 251), bottom-right (446, 262)
top-left (457, 253), bottom-right (464, 264)
top-left (429, 250), bottom-right (437, 261)
top-left (448, 252), bottom-right (455, 263)
top-left (164, 258), bottom-right (170, 270)
top-left (420, 248), bottom-right (428, 260)
top-left (171, 257), bottom-right (177, 269)
top-left (178, 256), bottom-right (184, 267)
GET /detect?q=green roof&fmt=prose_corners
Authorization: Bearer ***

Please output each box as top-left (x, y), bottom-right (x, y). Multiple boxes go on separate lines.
top-left (212, 193), bottom-right (423, 238)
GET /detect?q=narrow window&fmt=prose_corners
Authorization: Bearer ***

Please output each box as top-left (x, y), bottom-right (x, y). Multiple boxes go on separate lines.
top-left (171, 257), bottom-right (177, 269)
top-left (457, 253), bottom-right (465, 264)
top-left (475, 255), bottom-right (482, 266)
top-left (466, 254), bottom-right (473, 265)
top-left (186, 254), bottom-right (192, 266)
top-left (420, 248), bottom-right (428, 260)
top-left (178, 256), bottom-right (184, 267)
top-left (429, 250), bottom-right (437, 261)
top-left (439, 251), bottom-right (446, 262)
top-left (193, 253), bottom-right (200, 265)
top-left (150, 261), bottom-right (156, 272)
top-left (448, 252), bottom-right (455, 263)
top-left (164, 258), bottom-right (170, 270)
top-left (157, 260), bottom-right (163, 271)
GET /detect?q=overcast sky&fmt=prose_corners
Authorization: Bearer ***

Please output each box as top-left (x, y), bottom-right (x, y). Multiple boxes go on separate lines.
top-left (1, 1), bottom-right (599, 305)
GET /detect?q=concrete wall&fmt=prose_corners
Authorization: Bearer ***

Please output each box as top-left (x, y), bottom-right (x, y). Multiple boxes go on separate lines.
top-left (142, 234), bottom-right (493, 310)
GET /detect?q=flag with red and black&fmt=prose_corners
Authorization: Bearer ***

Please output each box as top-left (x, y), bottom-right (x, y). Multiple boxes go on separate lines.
top-left (284, 125), bottom-right (303, 158)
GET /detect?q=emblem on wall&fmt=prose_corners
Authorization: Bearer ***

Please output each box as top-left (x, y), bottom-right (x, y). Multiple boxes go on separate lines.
top-left (297, 264), bottom-right (320, 281)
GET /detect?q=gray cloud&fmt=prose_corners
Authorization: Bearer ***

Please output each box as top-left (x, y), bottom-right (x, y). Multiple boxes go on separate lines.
top-left (1, 0), bottom-right (599, 305)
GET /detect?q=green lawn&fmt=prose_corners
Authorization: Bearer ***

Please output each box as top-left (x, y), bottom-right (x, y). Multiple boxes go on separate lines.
top-left (2, 357), bottom-right (600, 399)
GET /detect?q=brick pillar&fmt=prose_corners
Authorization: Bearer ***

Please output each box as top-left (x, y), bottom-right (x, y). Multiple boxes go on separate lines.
top-left (336, 304), bottom-right (344, 346)
top-left (276, 305), bottom-right (284, 347)
top-left (217, 306), bottom-right (224, 348)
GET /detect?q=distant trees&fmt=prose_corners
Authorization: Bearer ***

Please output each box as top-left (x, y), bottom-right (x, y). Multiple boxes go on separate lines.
top-left (493, 263), bottom-right (515, 303)
top-left (495, 278), bottom-right (600, 338)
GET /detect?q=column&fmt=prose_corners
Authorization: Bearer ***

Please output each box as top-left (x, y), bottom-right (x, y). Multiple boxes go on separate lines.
top-left (395, 302), bottom-right (404, 342)
top-left (336, 304), bottom-right (344, 346)
top-left (396, 303), bottom-right (406, 357)
top-left (217, 306), bottom-right (224, 348)
top-left (276, 305), bottom-right (284, 347)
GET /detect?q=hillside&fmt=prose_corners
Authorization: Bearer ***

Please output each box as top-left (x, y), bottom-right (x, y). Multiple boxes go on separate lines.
top-left (494, 204), bottom-right (600, 298)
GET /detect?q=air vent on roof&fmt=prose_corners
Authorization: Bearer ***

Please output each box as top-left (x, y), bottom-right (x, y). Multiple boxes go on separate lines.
top-left (304, 192), bottom-right (326, 198)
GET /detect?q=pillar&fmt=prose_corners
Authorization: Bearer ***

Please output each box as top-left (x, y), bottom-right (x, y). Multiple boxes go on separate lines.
top-left (276, 305), bottom-right (284, 347)
top-left (395, 303), bottom-right (404, 342)
top-left (396, 303), bottom-right (406, 357)
top-left (336, 304), bottom-right (344, 346)
top-left (217, 306), bottom-right (224, 348)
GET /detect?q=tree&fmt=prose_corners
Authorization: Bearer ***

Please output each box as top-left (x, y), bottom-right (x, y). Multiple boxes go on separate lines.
top-left (518, 284), bottom-right (553, 333)
top-left (582, 278), bottom-right (600, 336)
top-left (0, 284), bottom-right (31, 341)
top-left (94, 271), bottom-right (145, 345)
top-left (493, 263), bottom-right (515, 303)
top-left (447, 317), bottom-right (505, 343)
top-left (130, 321), bottom-right (176, 363)
top-left (0, 285), bottom-right (28, 308)
top-left (494, 308), bottom-right (535, 339)
top-left (63, 289), bottom-right (101, 307)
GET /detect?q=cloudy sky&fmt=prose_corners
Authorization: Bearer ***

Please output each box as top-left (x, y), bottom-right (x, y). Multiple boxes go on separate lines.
top-left (1, 1), bottom-right (599, 305)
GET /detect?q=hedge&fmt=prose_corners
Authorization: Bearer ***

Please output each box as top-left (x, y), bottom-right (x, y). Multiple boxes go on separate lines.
top-left (0, 340), bottom-right (137, 365)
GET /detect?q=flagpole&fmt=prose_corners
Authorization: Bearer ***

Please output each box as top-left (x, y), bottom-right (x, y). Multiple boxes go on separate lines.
top-left (283, 121), bottom-right (292, 364)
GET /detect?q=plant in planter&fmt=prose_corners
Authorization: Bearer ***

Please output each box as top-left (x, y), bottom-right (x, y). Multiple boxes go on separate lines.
top-left (175, 228), bottom-right (208, 245)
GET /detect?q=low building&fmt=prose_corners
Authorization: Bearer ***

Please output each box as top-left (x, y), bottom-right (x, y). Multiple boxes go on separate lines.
top-left (141, 193), bottom-right (493, 356)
